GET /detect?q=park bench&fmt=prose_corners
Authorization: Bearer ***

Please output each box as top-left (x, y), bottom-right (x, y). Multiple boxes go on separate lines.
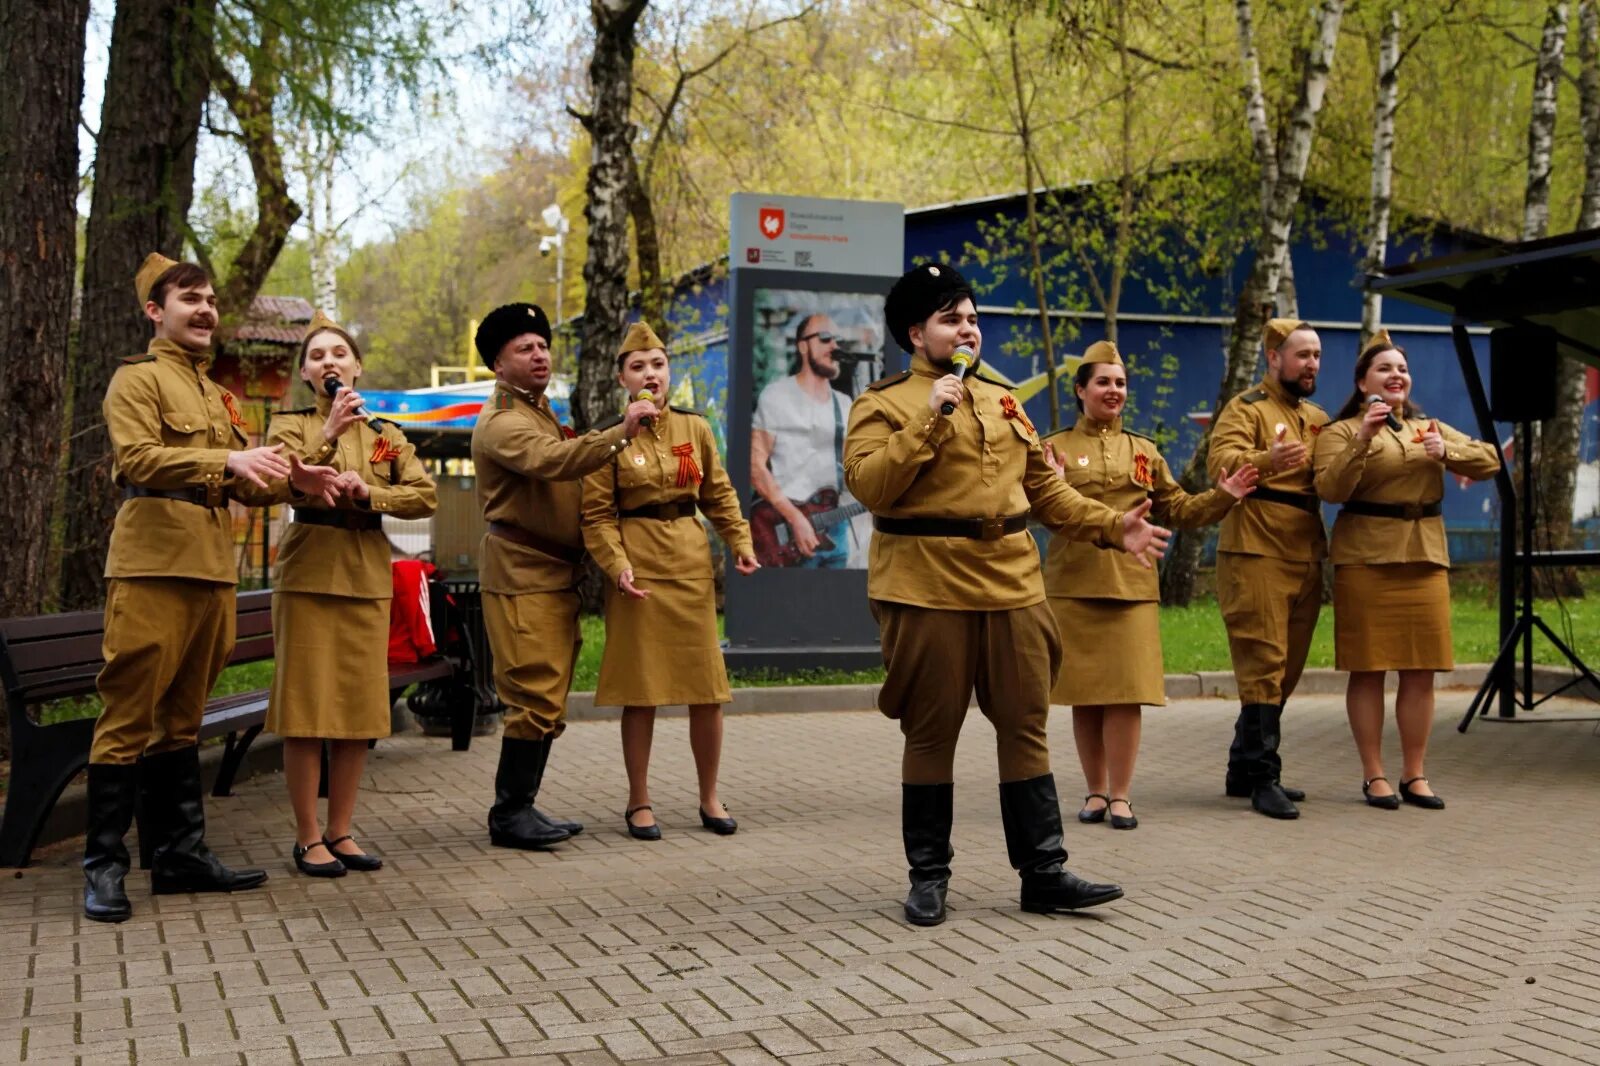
top-left (0, 586), bottom-right (473, 868)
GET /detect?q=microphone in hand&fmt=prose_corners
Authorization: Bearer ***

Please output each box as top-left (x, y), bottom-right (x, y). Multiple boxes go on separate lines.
top-left (636, 388), bottom-right (655, 429)
top-left (323, 377), bottom-right (369, 421)
top-left (940, 345), bottom-right (977, 415)
top-left (1367, 394), bottom-right (1403, 432)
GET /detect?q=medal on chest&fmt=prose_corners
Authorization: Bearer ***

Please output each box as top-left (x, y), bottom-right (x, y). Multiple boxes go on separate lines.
top-left (1076, 454), bottom-right (1089, 467)
top-left (631, 453), bottom-right (646, 466)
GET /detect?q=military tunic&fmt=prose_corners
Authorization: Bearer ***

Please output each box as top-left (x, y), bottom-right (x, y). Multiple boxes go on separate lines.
top-left (94, 338), bottom-right (273, 765)
top-left (1314, 414), bottom-right (1500, 672)
top-left (1208, 375), bottom-right (1330, 705)
top-left (265, 397), bottom-right (437, 738)
top-left (844, 355), bottom-right (1131, 785)
top-left (581, 406), bottom-right (754, 707)
top-left (471, 384), bottom-right (629, 739)
top-left (1043, 416), bottom-right (1237, 706)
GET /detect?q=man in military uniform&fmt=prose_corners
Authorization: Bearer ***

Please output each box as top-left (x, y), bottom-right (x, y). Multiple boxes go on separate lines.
top-left (471, 304), bottom-right (656, 849)
top-left (844, 263), bottom-right (1170, 926)
top-left (84, 254), bottom-right (340, 923)
top-left (1209, 318), bottom-right (1329, 820)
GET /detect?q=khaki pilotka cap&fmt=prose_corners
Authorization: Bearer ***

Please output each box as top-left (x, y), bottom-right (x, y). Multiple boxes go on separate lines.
top-left (617, 321), bottom-right (666, 357)
top-left (303, 309), bottom-right (341, 339)
top-left (1263, 317), bottom-right (1312, 351)
top-left (1080, 340), bottom-right (1124, 367)
top-left (1358, 328), bottom-right (1396, 361)
top-left (134, 252), bottom-right (180, 305)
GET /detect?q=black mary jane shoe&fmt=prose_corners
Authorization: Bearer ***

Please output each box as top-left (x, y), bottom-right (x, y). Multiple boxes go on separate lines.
top-left (1107, 798), bottom-right (1138, 830)
top-left (323, 835), bottom-right (383, 872)
top-left (625, 805), bottom-right (662, 841)
top-left (1077, 793), bottom-right (1109, 824)
top-left (1399, 777), bottom-right (1446, 810)
top-left (1362, 777), bottom-right (1401, 810)
top-left (699, 807), bottom-right (738, 836)
top-left (293, 841), bottom-right (347, 878)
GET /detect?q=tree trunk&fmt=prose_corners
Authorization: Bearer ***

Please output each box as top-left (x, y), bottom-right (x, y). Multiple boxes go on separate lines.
top-left (575, 0), bottom-right (650, 433)
top-left (0, 0), bottom-right (90, 757)
top-left (61, 0), bottom-right (216, 610)
top-left (1163, 0), bottom-right (1344, 605)
top-left (627, 149), bottom-right (668, 342)
top-left (1010, 27), bottom-right (1061, 432)
top-left (1361, 9), bottom-right (1401, 343)
top-left (1581, 0), bottom-right (1600, 229)
top-left (1525, 3), bottom-right (1578, 595)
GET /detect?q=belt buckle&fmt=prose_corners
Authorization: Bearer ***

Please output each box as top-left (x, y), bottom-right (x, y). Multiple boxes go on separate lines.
top-left (978, 517), bottom-right (1006, 541)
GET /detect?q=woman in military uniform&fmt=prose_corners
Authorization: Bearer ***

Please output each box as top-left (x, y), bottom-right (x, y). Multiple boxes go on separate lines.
top-left (581, 323), bottom-right (759, 840)
top-left (1043, 342), bottom-right (1256, 829)
top-left (1313, 330), bottom-right (1499, 811)
top-left (267, 311), bottom-right (437, 875)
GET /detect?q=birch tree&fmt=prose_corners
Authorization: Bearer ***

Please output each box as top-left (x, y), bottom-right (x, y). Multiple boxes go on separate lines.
top-left (1361, 8), bottom-right (1401, 343)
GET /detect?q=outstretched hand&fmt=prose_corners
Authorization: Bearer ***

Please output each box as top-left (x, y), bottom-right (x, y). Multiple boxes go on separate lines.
top-left (1121, 498), bottom-right (1171, 569)
top-left (1217, 465), bottom-right (1259, 500)
top-left (1042, 441), bottom-right (1067, 480)
top-left (288, 455), bottom-right (341, 506)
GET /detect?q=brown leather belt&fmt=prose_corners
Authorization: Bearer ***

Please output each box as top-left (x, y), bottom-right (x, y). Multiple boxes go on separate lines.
top-left (619, 501), bottom-right (698, 520)
top-left (122, 485), bottom-right (229, 508)
top-left (293, 507), bottom-right (384, 531)
top-left (1341, 499), bottom-right (1442, 520)
top-left (487, 521), bottom-right (584, 564)
top-left (873, 513), bottom-right (1029, 540)
top-left (1249, 487), bottom-right (1321, 514)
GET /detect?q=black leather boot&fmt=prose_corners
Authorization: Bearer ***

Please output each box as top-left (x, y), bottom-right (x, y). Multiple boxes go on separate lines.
top-left (531, 738), bottom-right (583, 836)
top-left (83, 763), bottom-right (138, 923)
top-left (488, 737), bottom-right (573, 849)
top-left (901, 783), bottom-right (953, 926)
top-left (1224, 703), bottom-right (1306, 803)
top-left (1248, 705), bottom-right (1299, 820)
top-left (998, 774), bottom-right (1123, 914)
top-left (144, 747), bottom-right (269, 894)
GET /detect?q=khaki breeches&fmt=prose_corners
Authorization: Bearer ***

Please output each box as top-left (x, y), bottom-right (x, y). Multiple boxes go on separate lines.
top-left (92, 577), bottom-right (235, 765)
top-left (872, 599), bottom-right (1062, 786)
top-left (483, 589), bottom-right (580, 741)
top-left (1216, 551), bottom-right (1322, 705)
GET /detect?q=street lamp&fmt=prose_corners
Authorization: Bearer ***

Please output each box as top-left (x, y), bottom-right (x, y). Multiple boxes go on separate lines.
top-left (538, 203), bottom-right (570, 337)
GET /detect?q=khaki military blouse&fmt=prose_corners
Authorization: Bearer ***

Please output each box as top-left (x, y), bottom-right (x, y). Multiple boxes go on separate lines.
top-left (1209, 374), bottom-right (1330, 562)
top-left (268, 396), bottom-right (438, 599)
top-left (1313, 414), bottom-right (1500, 567)
top-left (581, 406), bottom-right (754, 581)
top-left (844, 355), bottom-right (1127, 611)
top-left (1044, 416), bottom-right (1236, 602)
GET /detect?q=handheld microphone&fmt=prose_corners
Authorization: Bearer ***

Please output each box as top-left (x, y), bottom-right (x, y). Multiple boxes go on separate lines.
top-left (940, 345), bottom-right (977, 415)
top-left (1367, 394), bottom-right (1404, 433)
top-left (323, 377), bottom-right (369, 421)
top-left (635, 388), bottom-right (656, 430)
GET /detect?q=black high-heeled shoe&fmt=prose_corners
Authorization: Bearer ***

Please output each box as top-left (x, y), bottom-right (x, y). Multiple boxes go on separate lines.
top-left (1107, 798), bottom-right (1138, 830)
top-left (323, 834), bottom-right (383, 872)
top-left (293, 841), bottom-right (346, 878)
top-left (1399, 777), bottom-right (1445, 810)
top-left (1363, 777), bottom-right (1400, 810)
top-left (1077, 793), bottom-right (1109, 824)
top-left (625, 805), bottom-right (661, 841)
top-left (699, 807), bottom-right (738, 835)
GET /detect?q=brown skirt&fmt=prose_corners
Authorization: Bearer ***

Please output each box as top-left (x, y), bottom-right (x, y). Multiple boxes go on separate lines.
top-left (1047, 597), bottom-right (1165, 707)
top-left (1333, 562), bottom-right (1453, 672)
top-left (595, 577), bottom-right (730, 707)
top-left (267, 592), bottom-right (393, 739)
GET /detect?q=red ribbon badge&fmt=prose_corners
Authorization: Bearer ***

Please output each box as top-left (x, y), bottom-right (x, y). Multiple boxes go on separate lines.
top-left (369, 438), bottom-right (402, 465)
top-left (220, 391), bottom-right (247, 428)
top-left (1308, 423), bottom-right (1321, 435)
top-left (1132, 453), bottom-right (1152, 488)
top-left (560, 424), bottom-right (576, 440)
top-left (1000, 395), bottom-right (1036, 434)
top-left (671, 442), bottom-right (702, 487)
top-left (1412, 419), bottom-right (1437, 443)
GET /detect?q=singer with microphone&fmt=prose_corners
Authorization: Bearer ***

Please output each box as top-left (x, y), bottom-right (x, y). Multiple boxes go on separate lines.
top-left (1040, 341), bottom-right (1257, 831)
top-left (581, 322), bottom-right (758, 840)
top-left (845, 263), bottom-right (1171, 926)
top-left (1313, 330), bottom-right (1499, 811)
top-left (264, 310), bottom-right (438, 876)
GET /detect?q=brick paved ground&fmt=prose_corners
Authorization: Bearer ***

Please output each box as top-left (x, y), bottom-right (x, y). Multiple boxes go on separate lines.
top-left (4, 691), bottom-right (1600, 1065)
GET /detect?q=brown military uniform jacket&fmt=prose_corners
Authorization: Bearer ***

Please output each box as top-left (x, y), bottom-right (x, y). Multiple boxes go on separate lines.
top-left (581, 405), bottom-right (754, 580)
top-left (471, 383), bottom-right (629, 594)
top-left (1313, 415), bottom-right (1500, 567)
top-left (1043, 416), bottom-right (1236, 602)
top-left (1210, 374), bottom-right (1329, 562)
top-left (103, 337), bottom-right (272, 583)
top-left (844, 355), bottom-right (1127, 611)
top-left (268, 397), bottom-right (439, 599)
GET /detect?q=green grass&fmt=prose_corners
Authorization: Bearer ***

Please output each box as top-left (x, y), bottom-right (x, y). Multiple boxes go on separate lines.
top-left (36, 659), bottom-right (276, 726)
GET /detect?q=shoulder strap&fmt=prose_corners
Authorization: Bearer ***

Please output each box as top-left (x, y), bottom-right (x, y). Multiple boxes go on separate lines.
top-left (867, 370), bottom-right (912, 391)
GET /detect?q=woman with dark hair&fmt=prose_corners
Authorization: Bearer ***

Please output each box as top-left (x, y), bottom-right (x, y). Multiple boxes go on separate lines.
top-left (581, 321), bottom-right (759, 840)
top-left (266, 311), bottom-right (437, 875)
top-left (1313, 329), bottom-right (1499, 810)
top-left (1042, 342), bottom-right (1257, 829)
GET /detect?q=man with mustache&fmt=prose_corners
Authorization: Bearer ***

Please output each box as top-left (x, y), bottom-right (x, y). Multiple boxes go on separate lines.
top-left (1209, 317), bottom-right (1330, 820)
top-left (84, 254), bottom-right (340, 923)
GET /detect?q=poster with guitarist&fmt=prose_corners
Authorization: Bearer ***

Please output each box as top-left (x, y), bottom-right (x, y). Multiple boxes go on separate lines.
top-left (749, 294), bottom-right (884, 568)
